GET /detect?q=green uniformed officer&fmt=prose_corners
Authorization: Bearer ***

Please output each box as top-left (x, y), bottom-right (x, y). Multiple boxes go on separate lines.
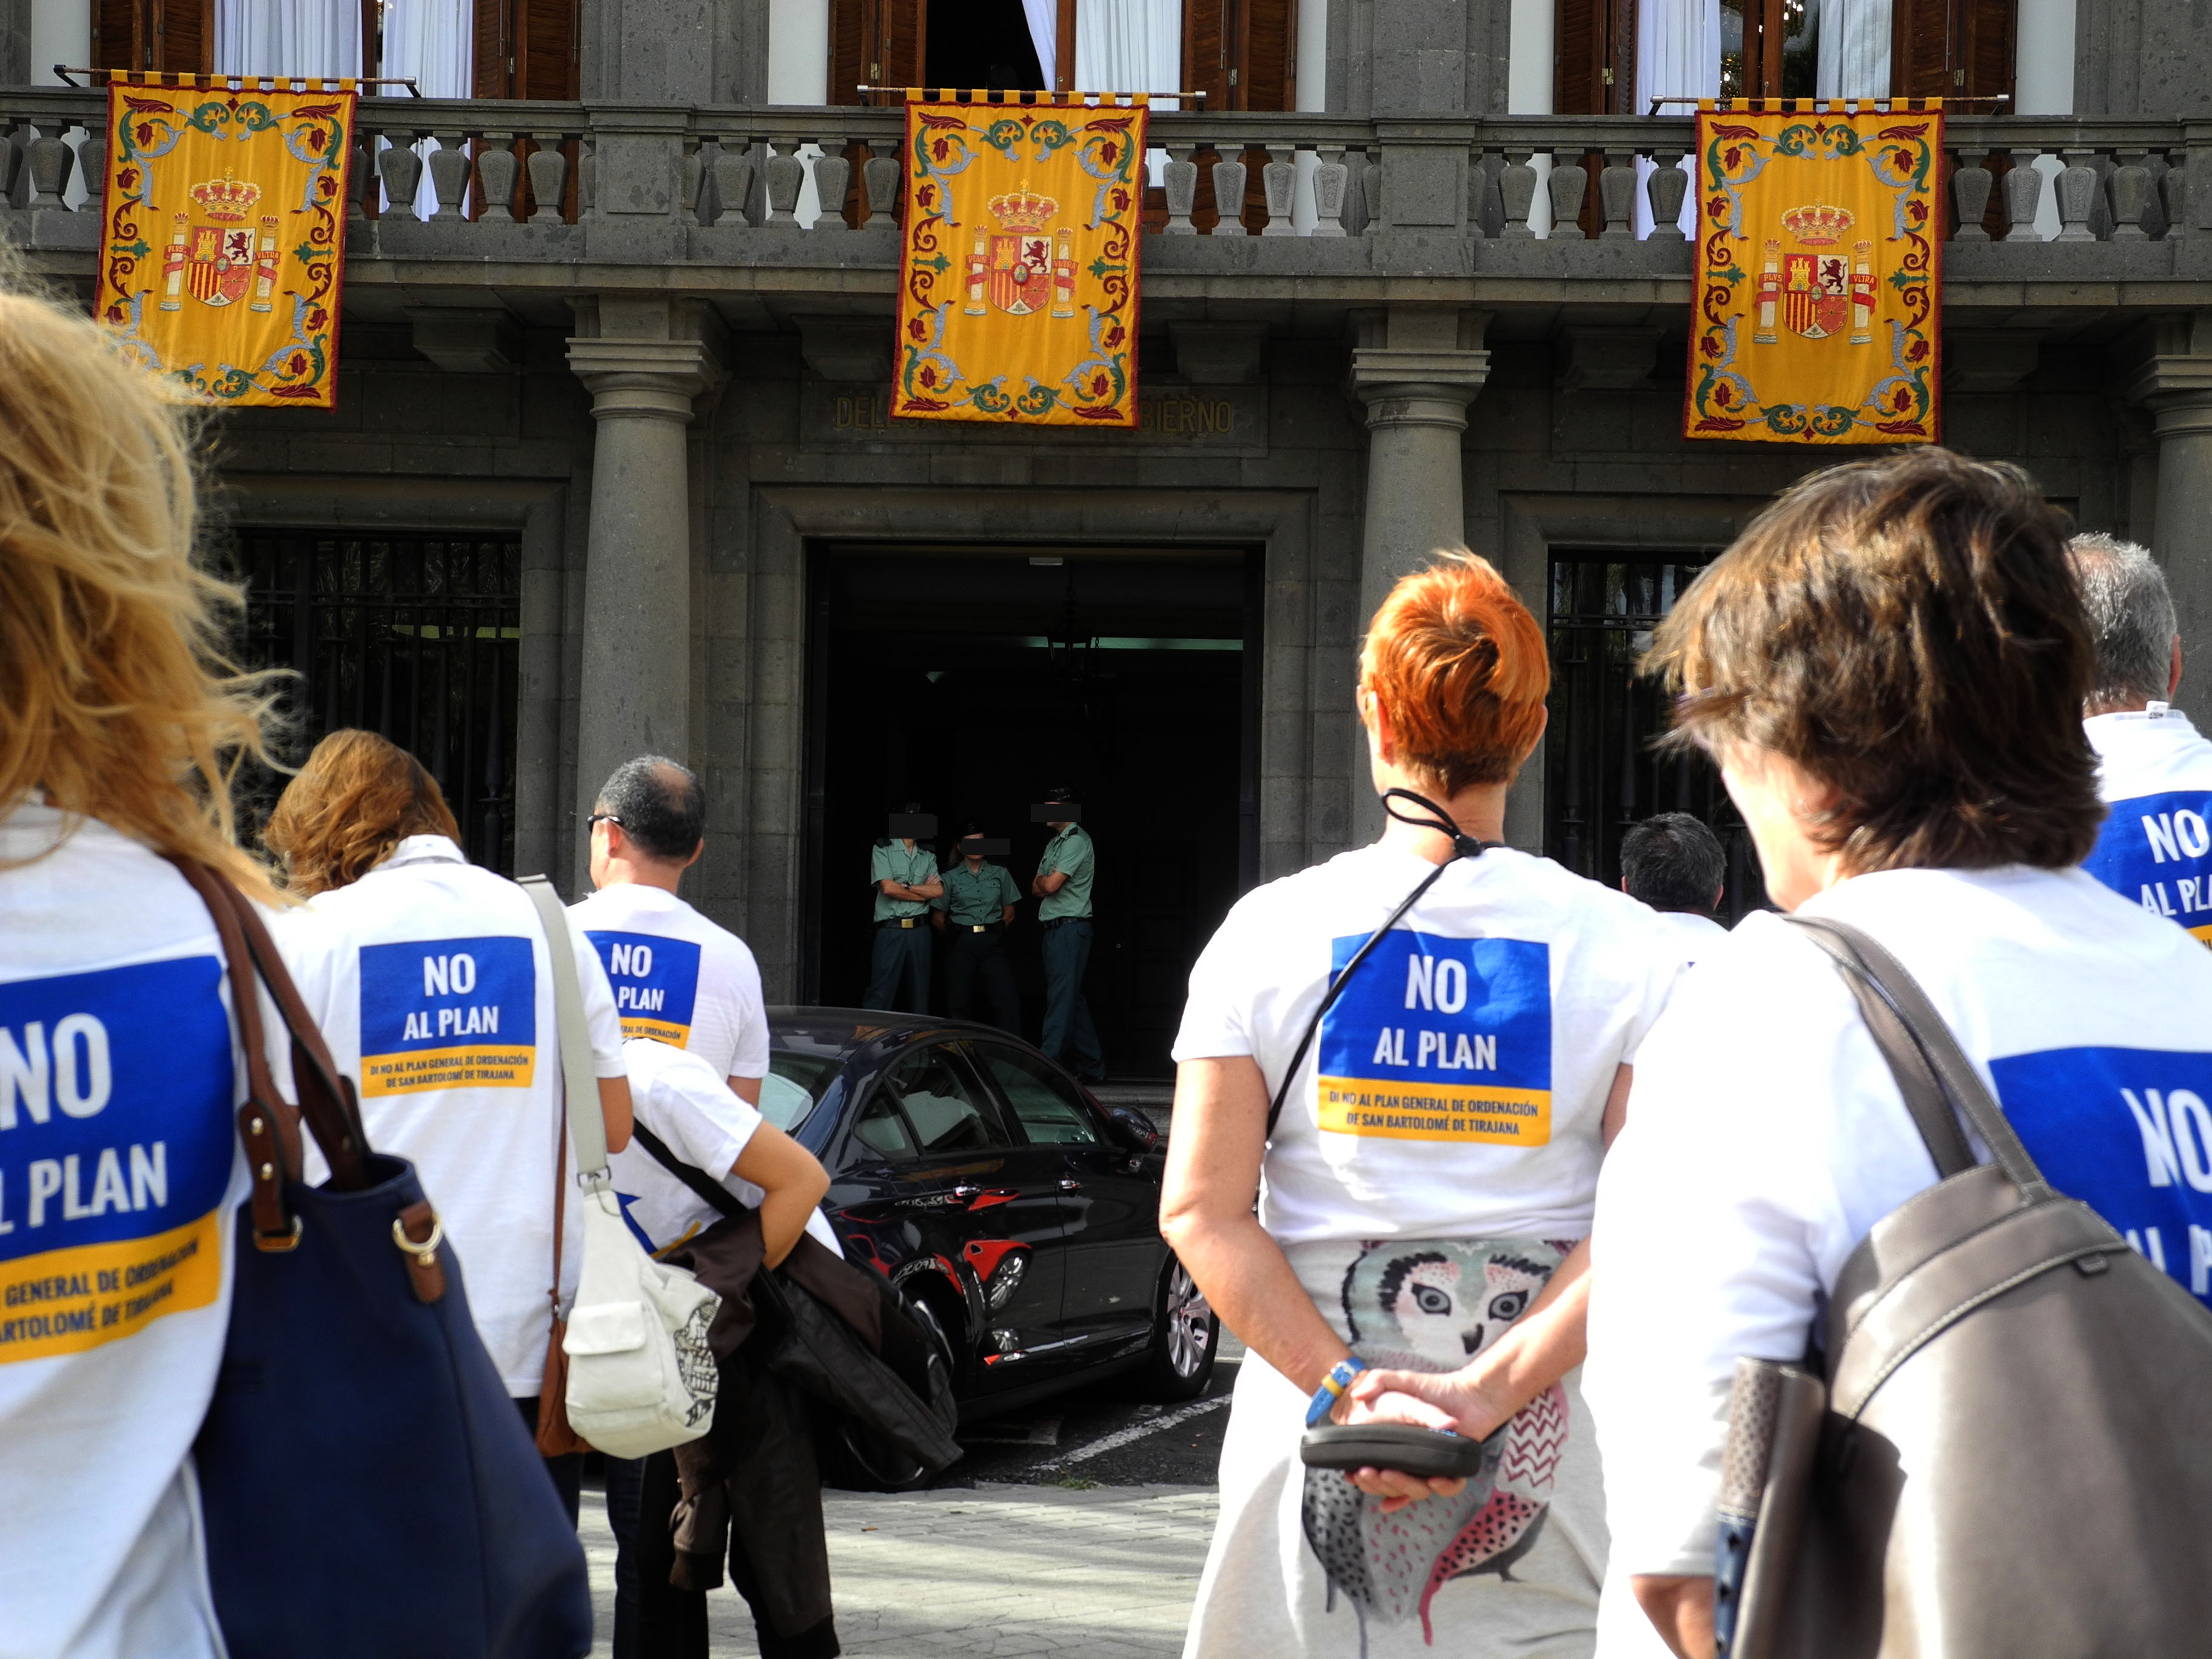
top-left (865, 803), bottom-right (942, 1012)
top-left (931, 823), bottom-right (1023, 1031)
top-left (1031, 785), bottom-right (1103, 1081)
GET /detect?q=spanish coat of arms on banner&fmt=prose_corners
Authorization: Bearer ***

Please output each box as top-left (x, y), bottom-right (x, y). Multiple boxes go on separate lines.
top-left (94, 77), bottom-right (355, 409)
top-left (893, 93), bottom-right (1145, 426)
top-left (1684, 102), bottom-right (1942, 444)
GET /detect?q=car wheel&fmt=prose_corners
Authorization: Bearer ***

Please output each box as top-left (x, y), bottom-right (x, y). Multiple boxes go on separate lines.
top-left (820, 1286), bottom-right (965, 1494)
top-left (1133, 1255), bottom-right (1219, 1403)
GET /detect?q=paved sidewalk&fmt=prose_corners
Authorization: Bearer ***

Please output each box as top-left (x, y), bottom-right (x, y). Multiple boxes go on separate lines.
top-left (583, 1483), bottom-right (1218, 1657)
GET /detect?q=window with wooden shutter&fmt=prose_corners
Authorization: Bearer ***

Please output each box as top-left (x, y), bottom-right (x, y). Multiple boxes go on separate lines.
top-left (472, 0), bottom-right (578, 98)
top-left (90, 0), bottom-right (214, 75)
top-left (1891, 0), bottom-right (2014, 101)
top-left (1553, 0), bottom-right (1629, 115)
top-left (828, 0), bottom-right (927, 102)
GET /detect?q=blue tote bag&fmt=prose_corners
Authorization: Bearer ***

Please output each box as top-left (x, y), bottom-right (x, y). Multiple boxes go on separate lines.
top-left (174, 860), bottom-right (591, 1659)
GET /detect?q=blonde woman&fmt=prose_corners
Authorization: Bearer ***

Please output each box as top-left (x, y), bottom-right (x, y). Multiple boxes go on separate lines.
top-left (266, 729), bottom-right (632, 1520)
top-left (0, 289), bottom-right (307, 1657)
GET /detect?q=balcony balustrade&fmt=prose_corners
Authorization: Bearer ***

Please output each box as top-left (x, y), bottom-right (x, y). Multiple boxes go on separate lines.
top-left (2, 86), bottom-right (2206, 287)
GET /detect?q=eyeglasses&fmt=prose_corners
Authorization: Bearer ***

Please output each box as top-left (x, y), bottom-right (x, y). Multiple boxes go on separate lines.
top-left (586, 813), bottom-right (622, 829)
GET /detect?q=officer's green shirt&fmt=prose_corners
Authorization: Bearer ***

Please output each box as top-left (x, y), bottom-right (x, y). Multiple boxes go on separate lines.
top-left (1036, 823), bottom-right (1095, 920)
top-left (870, 840), bottom-right (939, 921)
top-left (933, 860), bottom-right (1022, 926)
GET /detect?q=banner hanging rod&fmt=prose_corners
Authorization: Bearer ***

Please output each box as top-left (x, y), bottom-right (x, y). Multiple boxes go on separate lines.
top-left (1647, 93), bottom-right (2009, 113)
top-left (855, 85), bottom-right (1205, 106)
top-left (52, 66), bottom-right (421, 93)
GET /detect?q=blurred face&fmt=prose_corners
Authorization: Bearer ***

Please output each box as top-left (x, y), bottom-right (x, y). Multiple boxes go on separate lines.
top-left (1715, 743), bottom-right (1848, 911)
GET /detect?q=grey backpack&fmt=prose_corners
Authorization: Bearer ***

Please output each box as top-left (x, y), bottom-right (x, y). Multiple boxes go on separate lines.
top-left (1715, 916), bottom-right (2212, 1658)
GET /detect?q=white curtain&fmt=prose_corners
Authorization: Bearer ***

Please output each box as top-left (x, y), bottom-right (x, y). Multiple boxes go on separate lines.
top-left (1022, 0), bottom-right (1058, 88)
top-left (1817, 0), bottom-right (1892, 98)
top-left (1075, 0), bottom-right (1181, 95)
top-left (1633, 0), bottom-right (1720, 237)
top-left (381, 0), bottom-right (473, 217)
top-left (215, 0), bottom-right (363, 77)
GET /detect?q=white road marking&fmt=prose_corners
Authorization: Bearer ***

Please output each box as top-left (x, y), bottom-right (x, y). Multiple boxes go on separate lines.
top-left (1056, 1393), bottom-right (1233, 1466)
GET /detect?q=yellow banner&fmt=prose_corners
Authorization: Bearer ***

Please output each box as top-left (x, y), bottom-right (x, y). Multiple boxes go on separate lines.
top-left (893, 94), bottom-right (1145, 427)
top-left (1316, 1078), bottom-right (1553, 1146)
top-left (1686, 103), bottom-right (1942, 444)
top-left (95, 76), bottom-right (355, 409)
top-left (0, 1208), bottom-right (223, 1364)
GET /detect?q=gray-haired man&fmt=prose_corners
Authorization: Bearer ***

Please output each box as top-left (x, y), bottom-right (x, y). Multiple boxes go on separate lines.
top-left (2069, 534), bottom-right (2212, 941)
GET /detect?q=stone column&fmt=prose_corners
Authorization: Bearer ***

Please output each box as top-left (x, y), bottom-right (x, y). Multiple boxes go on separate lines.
top-left (1349, 307), bottom-right (1492, 840)
top-left (565, 334), bottom-right (723, 820)
top-left (2127, 313), bottom-right (2212, 729)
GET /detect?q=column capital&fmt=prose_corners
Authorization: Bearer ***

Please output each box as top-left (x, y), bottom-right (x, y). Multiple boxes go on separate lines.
top-left (565, 337), bottom-right (725, 420)
top-left (2126, 355), bottom-right (2212, 439)
top-left (1352, 346), bottom-right (1490, 432)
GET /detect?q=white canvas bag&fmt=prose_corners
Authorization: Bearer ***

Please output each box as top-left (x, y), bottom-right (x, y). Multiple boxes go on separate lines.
top-left (520, 877), bottom-right (720, 1459)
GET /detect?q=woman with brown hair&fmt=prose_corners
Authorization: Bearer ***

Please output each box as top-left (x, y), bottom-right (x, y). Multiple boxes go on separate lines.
top-left (267, 729), bottom-right (633, 1520)
top-left (1163, 551), bottom-right (1685, 1657)
top-left (0, 288), bottom-right (309, 1657)
top-left (1584, 449), bottom-right (2212, 1657)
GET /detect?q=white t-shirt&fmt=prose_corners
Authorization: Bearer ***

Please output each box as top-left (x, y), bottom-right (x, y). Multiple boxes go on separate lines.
top-left (1646, 907), bottom-right (1730, 963)
top-left (1171, 844), bottom-right (1683, 1245)
top-left (569, 883), bottom-right (770, 1082)
top-left (1586, 865), bottom-right (2212, 1616)
top-left (276, 836), bottom-right (626, 1395)
top-left (608, 1038), bottom-right (842, 1261)
top-left (2083, 703), bottom-right (2212, 943)
top-left (0, 806), bottom-right (287, 1659)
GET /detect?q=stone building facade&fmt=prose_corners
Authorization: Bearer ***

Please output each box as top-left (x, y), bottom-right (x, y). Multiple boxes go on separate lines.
top-left (4, 0), bottom-right (2210, 1068)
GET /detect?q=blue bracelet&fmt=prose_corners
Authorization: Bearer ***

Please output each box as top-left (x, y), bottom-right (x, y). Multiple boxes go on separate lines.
top-left (1304, 1356), bottom-right (1370, 1427)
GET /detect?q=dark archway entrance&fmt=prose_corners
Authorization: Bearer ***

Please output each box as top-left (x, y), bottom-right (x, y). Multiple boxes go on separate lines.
top-left (802, 545), bottom-right (1261, 1078)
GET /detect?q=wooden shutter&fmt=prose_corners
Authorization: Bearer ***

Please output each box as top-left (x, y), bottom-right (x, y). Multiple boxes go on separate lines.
top-left (1553, 0), bottom-right (1632, 115)
top-left (1892, 0), bottom-right (2014, 101)
top-left (827, 0), bottom-right (923, 102)
top-left (1235, 0), bottom-right (1293, 110)
top-left (90, 0), bottom-right (212, 75)
top-left (91, 0), bottom-right (139, 72)
top-left (471, 0), bottom-right (576, 96)
top-left (1185, 0), bottom-right (1228, 109)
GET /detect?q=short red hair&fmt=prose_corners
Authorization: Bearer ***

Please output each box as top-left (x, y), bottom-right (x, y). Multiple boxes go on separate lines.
top-left (1360, 550), bottom-right (1549, 793)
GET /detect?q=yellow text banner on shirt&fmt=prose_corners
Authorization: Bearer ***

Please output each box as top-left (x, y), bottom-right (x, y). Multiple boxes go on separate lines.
top-left (0, 1210), bottom-right (222, 1363)
top-left (94, 75), bottom-right (355, 409)
top-left (1318, 1079), bottom-right (1553, 1145)
top-left (1685, 101), bottom-right (1942, 445)
top-left (894, 93), bottom-right (1145, 427)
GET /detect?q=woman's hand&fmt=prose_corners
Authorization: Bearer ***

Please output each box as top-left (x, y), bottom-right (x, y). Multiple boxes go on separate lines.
top-left (1330, 1371), bottom-right (1512, 1512)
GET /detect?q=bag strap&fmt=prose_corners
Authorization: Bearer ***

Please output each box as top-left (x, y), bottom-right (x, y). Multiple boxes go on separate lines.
top-left (518, 876), bottom-right (610, 1189)
top-left (1781, 914), bottom-right (2053, 1201)
top-left (634, 1122), bottom-right (746, 1221)
top-left (1264, 789), bottom-right (1500, 1139)
top-left (164, 858), bottom-right (373, 1248)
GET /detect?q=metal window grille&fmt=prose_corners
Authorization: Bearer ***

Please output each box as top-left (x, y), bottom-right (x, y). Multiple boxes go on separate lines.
top-left (233, 530), bottom-right (522, 873)
top-left (1544, 555), bottom-right (1768, 921)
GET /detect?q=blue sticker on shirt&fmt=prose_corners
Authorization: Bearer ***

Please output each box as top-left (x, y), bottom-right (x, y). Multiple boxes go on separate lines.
top-left (2082, 789), bottom-right (2212, 943)
top-left (1, 957), bottom-right (233, 1361)
top-left (585, 931), bottom-right (702, 1048)
top-left (1312, 931), bottom-right (1553, 1145)
top-left (359, 936), bottom-right (537, 1096)
top-left (1990, 1045), bottom-right (2212, 1310)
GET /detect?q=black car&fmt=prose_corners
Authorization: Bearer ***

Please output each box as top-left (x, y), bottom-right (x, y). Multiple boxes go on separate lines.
top-left (760, 1008), bottom-right (1218, 1423)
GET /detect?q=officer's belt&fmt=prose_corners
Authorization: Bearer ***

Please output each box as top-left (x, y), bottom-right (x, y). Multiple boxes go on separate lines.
top-left (951, 920), bottom-right (1002, 934)
top-left (879, 916), bottom-right (923, 929)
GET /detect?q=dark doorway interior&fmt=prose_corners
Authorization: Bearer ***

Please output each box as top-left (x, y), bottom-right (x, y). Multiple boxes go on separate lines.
top-left (1543, 552), bottom-right (1769, 923)
top-left (230, 529), bottom-right (522, 872)
top-left (805, 546), bottom-right (1259, 1078)
top-left (925, 0), bottom-right (1047, 91)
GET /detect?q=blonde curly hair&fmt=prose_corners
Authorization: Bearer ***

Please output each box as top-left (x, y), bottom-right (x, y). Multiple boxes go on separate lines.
top-left (0, 286), bottom-right (282, 897)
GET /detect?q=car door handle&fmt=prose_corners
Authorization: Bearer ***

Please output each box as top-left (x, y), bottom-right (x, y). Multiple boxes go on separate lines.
top-left (1059, 1179), bottom-right (1082, 1191)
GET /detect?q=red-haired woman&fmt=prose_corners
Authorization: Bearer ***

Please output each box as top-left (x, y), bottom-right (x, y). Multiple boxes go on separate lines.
top-left (1162, 552), bottom-right (1683, 1658)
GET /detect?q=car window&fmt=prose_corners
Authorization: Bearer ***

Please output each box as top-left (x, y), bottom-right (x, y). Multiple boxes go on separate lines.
top-left (974, 1044), bottom-right (1102, 1145)
top-left (763, 1051), bottom-right (841, 1134)
top-left (883, 1048), bottom-right (1011, 1155)
top-left (851, 1090), bottom-right (917, 1161)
